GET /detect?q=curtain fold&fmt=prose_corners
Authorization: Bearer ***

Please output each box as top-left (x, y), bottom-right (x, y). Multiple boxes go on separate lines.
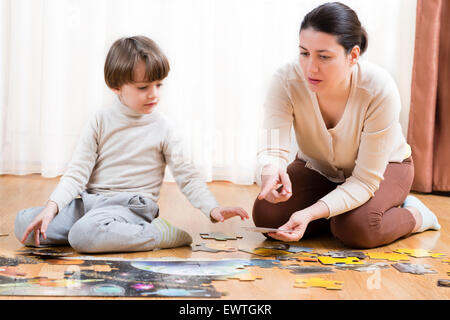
top-left (408, 0), bottom-right (450, 192)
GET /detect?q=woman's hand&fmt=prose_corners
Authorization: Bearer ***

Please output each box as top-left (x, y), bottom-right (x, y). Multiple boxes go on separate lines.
top-left (210, 206), bottom-right (249, 222)
top-left (258, 164), bottom-right (292, 203)
top-left (21, 201), bottom-right (59, 246)
top-left (268, 211), bottom-right (311, 242)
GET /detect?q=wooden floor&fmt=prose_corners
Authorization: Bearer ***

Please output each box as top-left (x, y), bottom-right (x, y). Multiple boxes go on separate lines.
top-left (0, 174), bottom-right (449, 300)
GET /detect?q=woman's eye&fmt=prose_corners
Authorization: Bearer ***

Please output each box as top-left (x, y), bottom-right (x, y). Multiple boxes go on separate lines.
top-left (138, 86), bottom-right (148, 90)
top-left (300, 52), bottom-right (309, 57)
top-left (319, 55), bottom-right (330, 60)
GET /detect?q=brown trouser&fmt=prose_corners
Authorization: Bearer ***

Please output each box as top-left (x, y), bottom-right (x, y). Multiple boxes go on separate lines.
top-left (252, 156), bottom-right (416, 249)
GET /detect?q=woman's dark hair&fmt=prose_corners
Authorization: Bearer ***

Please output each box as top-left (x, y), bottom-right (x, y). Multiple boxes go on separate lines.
top-left (300, 2), bottom-right (368, 55)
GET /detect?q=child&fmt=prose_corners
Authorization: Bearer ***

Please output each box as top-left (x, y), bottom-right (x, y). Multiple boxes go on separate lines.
top-left (15, 35), bottom-right (249, 253)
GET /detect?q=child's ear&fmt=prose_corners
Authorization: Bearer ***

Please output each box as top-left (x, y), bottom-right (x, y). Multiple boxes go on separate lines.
top-left (111, 87), bottom-right (121, 96)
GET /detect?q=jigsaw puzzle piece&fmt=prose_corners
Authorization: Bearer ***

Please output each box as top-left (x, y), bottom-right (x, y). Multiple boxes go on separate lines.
top-left (226, 273), bottom-right (263, 281)
top-left (437, 279), bottom-right (450, 287)
top-left (367, 252), bottom-right (410, 262)
top-left (191, 243), bottom-right (237, 253)
top-left (239, 247), bottom-right (292, 257)
top-left (392, 263), bottom-right (437, 275)
top-left (280, 264), bottom-right (334, 274)
top-left (321, 250), bottom-right (367, 260)
top-left (335, 262), bottom-right (390, 272)
top-left (318, 256), bottom-right (364, 265)
top-left (394, 248), bottom-right (445, 258)
top-left (199, 232), bottom-right (243, 241)
top-left (294, 277), bottom-right (343, 290)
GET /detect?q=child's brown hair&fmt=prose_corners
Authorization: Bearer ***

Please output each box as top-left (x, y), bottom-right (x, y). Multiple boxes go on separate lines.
top-left (104, 35), bottom-right (170, 89)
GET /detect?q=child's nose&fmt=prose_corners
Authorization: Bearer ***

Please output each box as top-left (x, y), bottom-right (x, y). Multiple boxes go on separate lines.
top-left (148, 86), bottom-right (158, 98)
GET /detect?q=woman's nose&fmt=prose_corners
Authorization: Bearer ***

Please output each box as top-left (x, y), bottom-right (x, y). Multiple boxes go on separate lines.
top-left (308, 59), bottom-right (319, 73)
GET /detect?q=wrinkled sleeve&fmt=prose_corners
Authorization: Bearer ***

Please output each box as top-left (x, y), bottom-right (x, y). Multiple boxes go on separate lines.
top-left (49, 115), bottom-right (99, 212)
top-left (162, 122), bottom-right (220, 221)
top-left (320, 78), bottom-right (403, 218)
top-left (256, 71), bottom-right (294, 185)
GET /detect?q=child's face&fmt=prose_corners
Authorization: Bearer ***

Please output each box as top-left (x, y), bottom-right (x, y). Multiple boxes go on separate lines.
top-left (112, 60), bottom-right (164, 114)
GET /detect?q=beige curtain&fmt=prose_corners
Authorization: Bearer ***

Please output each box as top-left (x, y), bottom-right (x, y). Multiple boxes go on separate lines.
top-left (408, 0), bottom-right (450, 192)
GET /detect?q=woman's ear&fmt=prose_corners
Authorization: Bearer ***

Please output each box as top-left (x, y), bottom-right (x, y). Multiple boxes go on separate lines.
top-left (349, 45), bottom-right (360, 66)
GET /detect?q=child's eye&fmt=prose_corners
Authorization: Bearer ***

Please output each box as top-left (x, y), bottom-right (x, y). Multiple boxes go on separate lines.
top-left (138, 86), bottom-right (148, 90)
top-left (156, 83), bottom-right (163, 88)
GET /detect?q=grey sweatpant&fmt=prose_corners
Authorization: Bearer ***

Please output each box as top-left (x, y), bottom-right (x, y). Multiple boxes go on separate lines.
top-left (14, 192), bottom-right (162, 253)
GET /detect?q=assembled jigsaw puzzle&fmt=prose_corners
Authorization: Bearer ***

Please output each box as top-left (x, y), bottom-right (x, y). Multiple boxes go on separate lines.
top-left (0, 241), bottom-right (448, 298)
top-left (0, 253), bottom-right (280, 297)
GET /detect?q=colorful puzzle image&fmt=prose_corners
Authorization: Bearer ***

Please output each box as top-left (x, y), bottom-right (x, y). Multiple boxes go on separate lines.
top-left (0, 254), bottom-right (279, 297)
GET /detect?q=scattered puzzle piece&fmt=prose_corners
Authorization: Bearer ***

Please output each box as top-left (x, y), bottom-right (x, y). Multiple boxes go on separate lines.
top-left (394, 248), bottom-right (445, 258)
top-left (295, 256), bottom-right (319, 263)
top-left (277, 252), bottom-right (318, 261)
top-left (335, 262), bottom-right (390, 272)
top-left (392, 263), bottom-right (437, 275)
top-left (226, 273), bottom-right (263, 281)
top-left (318, 256), bottom-right (364, 265)
top-left (294, 277), bottom-right (343, 290)
top-left (437, 279), bottom-right (450, 287)
top-left (367, 252), bottom-right (410, 262)
top-left (239, 247), bottom-right (292, 257)
top-left (260, 243), bottom-right (313, 253)
top-left (322, 250), bottom-right (367, 260)
top-left (17, 249), bottom-right (74, 257)
top-left (280, 264), bottom-right (334, 274)
top-left (199, 232), bottom-right (243, 241)
top-left (191, 243), bottom-right (237, 253)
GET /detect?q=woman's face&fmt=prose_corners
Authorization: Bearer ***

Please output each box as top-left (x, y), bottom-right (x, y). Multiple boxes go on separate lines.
top-left (299, 28), bottom-right (359, 95)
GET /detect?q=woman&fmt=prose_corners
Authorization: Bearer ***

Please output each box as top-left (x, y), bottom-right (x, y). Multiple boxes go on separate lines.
top-left (253, 2), bottom-right (440, 248)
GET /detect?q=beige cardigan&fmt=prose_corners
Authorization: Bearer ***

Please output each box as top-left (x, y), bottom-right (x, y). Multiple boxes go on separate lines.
top-left (257, 60), bottom-right (411, 218)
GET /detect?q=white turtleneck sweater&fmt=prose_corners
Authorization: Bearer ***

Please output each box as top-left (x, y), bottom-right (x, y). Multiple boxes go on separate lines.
top-left (49, 99), bottom-right (219, 220)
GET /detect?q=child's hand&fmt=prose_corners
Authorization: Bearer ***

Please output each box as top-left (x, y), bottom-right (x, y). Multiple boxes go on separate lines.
top-left (210, 207), bottom-right (249, 222)
top-left (21, 201), bottom-right (59, 246)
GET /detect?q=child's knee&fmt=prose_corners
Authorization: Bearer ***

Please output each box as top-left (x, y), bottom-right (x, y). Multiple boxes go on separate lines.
top-left (14, 207), bottom-right (43, 245)
top-left (68, 218), bottom-right (97, 253)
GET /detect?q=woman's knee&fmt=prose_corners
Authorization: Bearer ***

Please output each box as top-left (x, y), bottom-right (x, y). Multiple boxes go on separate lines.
top-left (330, 208), bottom-right (383, 249)
top-left (252, 198), bottom-right (288, 229)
